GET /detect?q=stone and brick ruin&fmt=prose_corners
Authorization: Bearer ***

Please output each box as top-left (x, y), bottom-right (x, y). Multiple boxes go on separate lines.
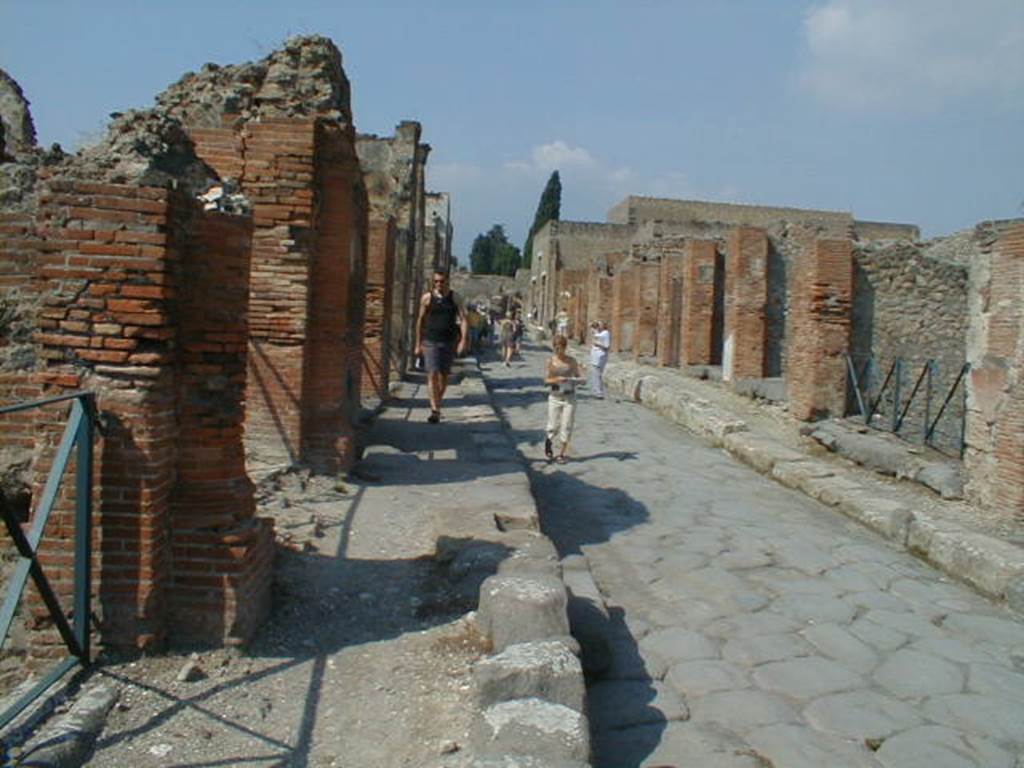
top-left (526, 196), bottom-right (1024, 526)
top-left (0, 36), bottom-right (452, 656)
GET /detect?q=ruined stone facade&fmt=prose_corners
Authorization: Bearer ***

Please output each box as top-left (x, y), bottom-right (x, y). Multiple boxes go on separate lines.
top-left (0, 36), bottom-right (435, 654)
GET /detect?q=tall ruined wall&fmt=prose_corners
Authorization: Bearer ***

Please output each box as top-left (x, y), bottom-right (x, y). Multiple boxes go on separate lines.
top-left (451, 272), bottom-right (526, 308)
top-left (851, 237), bottom-right (972, 448)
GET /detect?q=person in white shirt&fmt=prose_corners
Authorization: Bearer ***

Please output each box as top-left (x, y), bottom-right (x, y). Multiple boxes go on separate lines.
top-left (589, 320), bottom-right (610, 399)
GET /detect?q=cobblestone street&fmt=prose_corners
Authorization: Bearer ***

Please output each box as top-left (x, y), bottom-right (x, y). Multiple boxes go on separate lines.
top-left (483, 342), bottom-right (1024, 768)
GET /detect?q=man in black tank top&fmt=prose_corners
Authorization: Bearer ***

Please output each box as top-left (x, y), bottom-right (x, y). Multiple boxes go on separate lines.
top-left (415, 270), bottom-right (468, 423)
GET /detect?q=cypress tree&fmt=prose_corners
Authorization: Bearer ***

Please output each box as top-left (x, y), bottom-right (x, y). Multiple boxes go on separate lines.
top-left (522, 170), bottom-right (561, 269)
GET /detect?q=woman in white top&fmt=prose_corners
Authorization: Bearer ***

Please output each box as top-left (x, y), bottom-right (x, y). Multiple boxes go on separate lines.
top-left (544, 334), bottom-right (582, 464)
top-left (589, 320), bottom-right (610, 399)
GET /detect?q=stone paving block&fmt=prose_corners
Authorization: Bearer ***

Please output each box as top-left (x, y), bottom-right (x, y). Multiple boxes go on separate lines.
top-left (915, 525), bottom-right (1024, 600)
top-left (721, 632), bottom-right (814, 666)
top-left (752, 657), bottom-right (865, 699)
top-left (873, 649), bottom-right (965, 698)
top-left (803, 689), bottom-right (922, 740)
top-left (799, 474), bottom-right (868, 508)
top-left (593, 720), bottom-right (765, 768)
top-left (874, 724), bottom-right (1016, 768)
top-left (561, 556), bottom-right (612, 677)
top-left (801, 623), bottom-right (880, 674)
top-left (923, 693), bottom-right (1024, 744)
top-left (770, 592), bottom-right (857, 624)
top-left (665, 659), bottom-right (750, 697)
top-left (471, 698), bottom-right (590, 764)
top-left (723, 431), bottom-right (807, 474)
top-left (941, 612), bottom-right (1024, 647)
top-left (848, 617), bottom-right (908, 652)
top-left (704, 612), bottom-right (803, 641)
top-left (638, 626), bottom-right (720, 679)
top-left (477, 574), bottom-right (569, 652)
top-left (587, 679), bottom-right (689, 731)
top-left (770, 459), bottom-right (837, 491)
top-left (473, 640), bottom-right (584, 712)
top-left (746, 723), bottom-right (880, 767)
top-left (690, 690), bottom-right (800, 730)
top-left (965, 662), bottom-right (1024, 703)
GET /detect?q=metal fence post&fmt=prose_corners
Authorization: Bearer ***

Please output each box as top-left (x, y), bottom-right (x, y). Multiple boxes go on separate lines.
top-left (891, 358), bottom-right (903, 433)
top-left (74, 394), bottom-right (93, 663)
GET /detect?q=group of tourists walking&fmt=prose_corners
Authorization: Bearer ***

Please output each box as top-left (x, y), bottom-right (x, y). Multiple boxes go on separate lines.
top-left (413, 268), bottom-right (611, 466)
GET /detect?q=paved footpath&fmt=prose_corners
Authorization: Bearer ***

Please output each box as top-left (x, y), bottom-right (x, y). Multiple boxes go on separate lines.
top-left (482, 341), bottom-right (1024, 768)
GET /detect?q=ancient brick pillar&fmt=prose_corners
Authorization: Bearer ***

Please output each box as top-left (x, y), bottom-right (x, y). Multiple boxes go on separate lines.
top-left (723, 227), bottom-right (769, 382)
top-left (362, 215), bottom-right (396, 401)
top-left (632, 262), bottom-right (661, 361)
top-left (168, 209), bottom-right (273, 645)
top-left (787, 238), bottom-right (853, 420)
top-left (657, 252), bottom-right (685, 367)
top-left (680, 240), bottom-right (717, 366)
top-left (243, 119), bottom-right (318, 467)
top-left (303, 121), bottom-right (367, 473)
top-left (611, 268), bottom-right (638, 353)
top-left (32, 180), bottom-right (181, 651)
top-left (964, 223), bottom-right (1024, 520)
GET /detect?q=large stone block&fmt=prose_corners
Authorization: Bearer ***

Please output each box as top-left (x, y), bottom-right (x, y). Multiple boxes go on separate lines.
top-left (477, 574), bottom-right (570, 652)
top-left (471, 698), bottom-right (590, 764)
top-left (473, 640), bottom-right (584, 711)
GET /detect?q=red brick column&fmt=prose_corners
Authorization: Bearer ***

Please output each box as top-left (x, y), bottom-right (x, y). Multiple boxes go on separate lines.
top-left (965, 223), bottom-right (1024, 520)
top-left (788, 238), bottom-right (853, 420)
top-left (303, 121), bottom-right (366, 474)
top-left (680, 240), bottom-right (716, 366)
top-left (611, 268), bottom-right (638, 353)
top-left (723, 227), bottom-right (768, 382)
top-left (657, 252), bottom-right (685, 367)
top-left (168, 209), bottom-right (273, 645)
top-left (586, 273), bottom-right (611, 331)
top-left (362, 215), bottom-right (395, 401)
top-left (33, 180), bottom-right (179, 651)
top-left (632, 262), bottom-right (661, 360)
top-left (242, 119), bottom-right (317, 467)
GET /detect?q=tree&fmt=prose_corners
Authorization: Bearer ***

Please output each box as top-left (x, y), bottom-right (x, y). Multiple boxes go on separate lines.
top-left (522, 170), bottom-right (561, 269)
top-left (469, 224), bottom-right (521, 276)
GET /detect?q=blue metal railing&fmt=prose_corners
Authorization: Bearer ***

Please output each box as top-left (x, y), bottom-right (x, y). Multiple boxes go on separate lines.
top-left (0, 391), bottom-right (94, 738)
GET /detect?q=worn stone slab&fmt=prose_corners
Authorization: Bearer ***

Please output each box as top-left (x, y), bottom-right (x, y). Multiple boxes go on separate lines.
top-left (587, 679), bottom-right (689, 731)
top-left (474, 641), bottom-right (584, 712)
top-left (560, 555), bottom-right (612, 677)
top-left (770, 592), bottom-right (857, 624)
top-left (21, 683), bottom-right (118, 768)
top-left (477, 574), bottom-right (569, 652)
top-left (836, 492), bottom-right (914, 544)
top-left (471, 698), bottom-right (589, 763)
top-left (746, 723), bottom-right (880, 767)
top-left (873, 649), bottom-right (965, 698)
top-left (801, 624), bottom-right (879, 674)
top-left (689, 690), bottom-right (800, 730)
top-left (874, 724), bottom-right (1016, 768)
top-left (771, 459), bottom-right (837, 491)
top-left (638, 626), bottom-right (720, 679)
top-left (923, 693), bottom-right (1024, 744)
top-left (803, 690), bottom-right (922, 739)
top-left (723, 431), bottom-right (808, 475)
top-left (966, 662), bottom-right (1024, 702)
top-left (496, 532), bottom-right (561, 579)
top-left (752, 657), bottom-right (864, 699)
top-left (798, 474), bottom-right (867, 508)
top-left (911, 522), bottom-right (1024, 600)
top-left (592, 720), bottom-right (765, 768)
top-left (941, 612), bottom-right (1024, 647)
top-left (721, 632), bottom-right (814, 666)
top-left (665, 659), bottom-right (750, 697)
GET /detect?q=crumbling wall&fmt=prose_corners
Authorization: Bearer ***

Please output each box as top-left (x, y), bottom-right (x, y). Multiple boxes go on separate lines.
top-left (851, 237), bottom-right (971, 448)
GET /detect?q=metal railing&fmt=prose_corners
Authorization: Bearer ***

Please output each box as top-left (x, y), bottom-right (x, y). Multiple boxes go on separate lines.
top-left (0, 391), bottom-right (94, 737)
top-left (844, 354), bottom-right (969, 455)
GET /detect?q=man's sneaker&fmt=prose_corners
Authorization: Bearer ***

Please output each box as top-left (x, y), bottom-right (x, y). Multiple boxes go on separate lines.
top-left (544, 438), bottom-right (553, 460)
top-left (427, 410), bottom-right (440, 424)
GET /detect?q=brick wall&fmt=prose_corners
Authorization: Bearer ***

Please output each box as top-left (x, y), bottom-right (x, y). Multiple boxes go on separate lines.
top-left (632, 262), bottom-right (661, 360)
top-left (586, 272), bottom-right (613, 333)
top-left (363, 215), bottom-right (395, 400)
top-left (657, 252), bottom-right (685, 367)
top-left (723, 227), bottom-right (768, 382)
top-left (788, 238), bottom-right (853, 420)
top-left (611, 267), bottom-right (638, 353)
top-left (680, 240), bottom-right (717, 366)
top-left (964, 223), bottom-right (1024, 520)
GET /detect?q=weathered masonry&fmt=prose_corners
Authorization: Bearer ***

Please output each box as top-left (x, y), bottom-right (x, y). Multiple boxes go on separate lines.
top-left (0, 35), bottom-right (450, 656)
top-left (527, 194), bottom-right (1023, 527)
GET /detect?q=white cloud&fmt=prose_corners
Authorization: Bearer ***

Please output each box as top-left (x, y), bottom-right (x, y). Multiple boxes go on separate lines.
top-left (799, 0), bottom-right (1024, 111)
top-left (503, 140), bottom-right (598, 175)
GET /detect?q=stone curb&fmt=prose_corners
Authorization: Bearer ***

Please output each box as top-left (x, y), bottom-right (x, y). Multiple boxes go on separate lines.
top-left (446, 360), bottom-right (593, 766)
top-left (602, 359), bottom-right (1024, 614)
top-left (10, 683), bottom-right (117, 767)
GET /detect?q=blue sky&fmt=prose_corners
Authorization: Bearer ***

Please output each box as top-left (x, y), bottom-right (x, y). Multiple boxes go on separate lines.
top-left (2, 1), bottom-right (1022, 259)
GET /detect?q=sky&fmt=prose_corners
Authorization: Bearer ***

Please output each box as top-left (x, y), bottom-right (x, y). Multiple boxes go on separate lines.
top-left (2, 1), bottom-right (1022, 260)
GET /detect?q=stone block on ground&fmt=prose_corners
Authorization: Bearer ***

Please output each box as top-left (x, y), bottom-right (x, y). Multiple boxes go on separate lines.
top-left (561, 555), bottom-right (612, 677)
top-left (473, 640), bottom-right (584, 711)
top-left (19, 683), bottom-right (118, 767)
top-left (477, 574), bottom-right (569, 652)
top-left (909, 521), bottom-right (1024, 600)
top-left (837, 492), bottom-right (914, 544)
top-left (495, 532), bottom-right (561, 578)
top-left (914, 462), bottom-right (964, 500)
top-left (471, 698), bottom-right (590, 764)
top-left (723, 432), bottom-right (808, 474)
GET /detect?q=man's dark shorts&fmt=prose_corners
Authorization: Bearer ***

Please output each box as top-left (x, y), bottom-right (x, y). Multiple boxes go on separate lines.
top-left (423, 341), bottom-right (455, 374)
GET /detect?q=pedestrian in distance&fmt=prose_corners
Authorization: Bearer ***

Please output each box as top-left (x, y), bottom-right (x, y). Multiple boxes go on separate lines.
top-left (512, 312), bottom-right (525, 357)
top-left (590, 320), bottom-right (610, 399)
top-left (544, 334), bottom-right (583, 464)
top-left (415, 270), bottom-right (468, 424)
top-left (499, 312), bottom-right (515, 367)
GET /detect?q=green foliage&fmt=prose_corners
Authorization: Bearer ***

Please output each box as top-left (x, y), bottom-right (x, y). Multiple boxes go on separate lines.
top-left (522, 170), bottom-right (562, 269)
top-left (469, 224), bottom-right (522, 276)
